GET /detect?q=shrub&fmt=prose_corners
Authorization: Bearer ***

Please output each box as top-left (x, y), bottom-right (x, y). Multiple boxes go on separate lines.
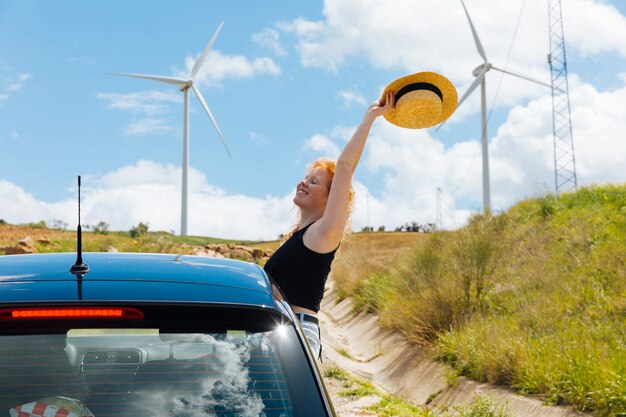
top-left (368, 215), bottom-right (504, 344)
top-left (129, 222), bottom-right (149, 238)
top-left (26, 220), bottom-right (48, 229)
top-left (93, 221), bottom-right (110, 235)
top-left (49, 219), bottom-right (68, 230)
top-left (451, 214), bottom-right (504, 315)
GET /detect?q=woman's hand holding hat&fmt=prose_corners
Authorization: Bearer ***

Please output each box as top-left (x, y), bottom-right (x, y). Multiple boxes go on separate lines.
top-left (365, 90), bottom-right (395, 121)
top-left (381, 71), bottom-right (458, 129)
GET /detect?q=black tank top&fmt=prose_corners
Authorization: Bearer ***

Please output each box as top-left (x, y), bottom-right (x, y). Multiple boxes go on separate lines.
top-left (264, 223), bottom-right (337, 312)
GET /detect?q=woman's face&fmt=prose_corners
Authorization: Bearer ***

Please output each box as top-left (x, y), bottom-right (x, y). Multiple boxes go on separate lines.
top-left (293, 166), bottom-right (332, 210)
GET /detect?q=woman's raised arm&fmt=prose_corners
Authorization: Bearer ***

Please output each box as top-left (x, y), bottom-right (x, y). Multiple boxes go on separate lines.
top-left (304, 91), bottom-right (394, 252)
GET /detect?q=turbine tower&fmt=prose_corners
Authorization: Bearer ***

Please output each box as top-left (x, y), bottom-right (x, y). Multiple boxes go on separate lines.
top-left (436, 187), bottom-right (442, 230)
top-left (548, 0), bottom-right (577, 194)
top-left (454, 0), bottom-right (554, 213)
top-left (112, 22), bottom-right (230, 236)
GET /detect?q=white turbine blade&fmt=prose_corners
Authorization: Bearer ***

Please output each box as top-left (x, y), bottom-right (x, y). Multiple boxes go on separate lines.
top-left (191, 21), bottom-right (224, 80)
top-left (109, 72), bottom-right (187, 86)
top-left (460, 0), bottom-right (488, 62)
top-left (458, 68), bottom-right (487, 109)
top-left (491, 65), bottom-right (562, 91)
top-left (435, 68), bottom-right (487, 131)
top-left (191, 84), bottom-right (231, 158)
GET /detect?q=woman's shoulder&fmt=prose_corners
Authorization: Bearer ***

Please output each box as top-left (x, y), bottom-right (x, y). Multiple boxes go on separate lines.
top-left (301, 221), bottom-right (339, 255)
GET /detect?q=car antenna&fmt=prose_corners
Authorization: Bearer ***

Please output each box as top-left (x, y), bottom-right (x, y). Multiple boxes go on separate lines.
top-left (70, 175), bottom-right (89, 276)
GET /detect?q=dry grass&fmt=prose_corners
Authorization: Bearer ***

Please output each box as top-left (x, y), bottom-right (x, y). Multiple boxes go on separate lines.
top-left (0, 224), bottom-right (75, 247)
top-left (331, 231), bottom-right (428, 300)
top-left (252, 240), bottom-right (281, 252)
top-left (0, 223), bottom-right (262, 255)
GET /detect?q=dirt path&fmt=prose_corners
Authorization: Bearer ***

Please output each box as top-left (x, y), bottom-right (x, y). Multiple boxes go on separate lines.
top-left (317, 280), bottom-right (587, 417)
top-left (318, 283), bottom-right (396, 417)
top-left (319, 371), bottom-right (381, 417)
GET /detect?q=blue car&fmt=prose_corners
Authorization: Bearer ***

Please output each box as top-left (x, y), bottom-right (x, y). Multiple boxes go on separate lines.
top-left (0, 252), bottom-right (337, 417)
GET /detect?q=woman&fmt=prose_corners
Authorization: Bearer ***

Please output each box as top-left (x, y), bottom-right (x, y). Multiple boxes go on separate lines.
top-left (264, 91), bottom-right (394, 359)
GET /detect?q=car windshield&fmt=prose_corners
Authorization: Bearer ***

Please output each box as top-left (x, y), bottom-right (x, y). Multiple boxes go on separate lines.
top-left (0, 324), bottom-right (326, 417)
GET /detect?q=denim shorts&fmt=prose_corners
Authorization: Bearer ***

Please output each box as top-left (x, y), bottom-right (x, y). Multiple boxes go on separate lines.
top-left (296, 312), bottom-right (321, 360)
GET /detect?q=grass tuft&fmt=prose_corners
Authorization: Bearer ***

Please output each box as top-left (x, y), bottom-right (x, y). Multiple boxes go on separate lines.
top-left (448, 393), bottom-right (513, 417)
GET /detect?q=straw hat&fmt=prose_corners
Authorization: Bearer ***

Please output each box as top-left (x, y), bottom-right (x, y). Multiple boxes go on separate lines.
top-left (381, 72), bottom-right (458, 129)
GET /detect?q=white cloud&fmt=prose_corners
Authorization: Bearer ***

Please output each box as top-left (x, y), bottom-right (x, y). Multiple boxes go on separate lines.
top-left (101, 47), bottom-right (281, 135)
top-left (277, 17), bottom-right (345, 73)
top-left (304, 133), bottom-right (341, 158)
top-left (358, 121), bottom-right (481, 228)
top-left (0, 160), bottom-right (296, 241)
top-left (97, 90), bottom-right (180, 136)
top-left (560, 75), bottom-right (626, 182)
top-left (564, 0), bottom-right (626, 57)
top-left (182, 50), bottom-right (281, 87)
top-left (329, 125), bottom-right (356, 142)
top-left (278, 0), bottom-right (626, 110)
top-left (302, 125), bottom-right (358, 159)
top-left (0, 72), bottom-right (32, 104)
top-left (6, 73), bottom-right (32, 92)
top-left (9, 131), bottom-right (19, 140)
top-left (252, 28), bottom-right (287, 56)
top-left (100, 46), bottom-right (280, 135)
top-left (0, 180), bottom-right (74, 226)
top-left (97, 90), bottom-right (180, 115)
top-left (249, 131), bottom-right (270, 146)
top-left (484, 74), bottom-right (626, 204)
top-left (125, 118), bottom-right (175, 136)
top-left (336, 89), bottom-right (366, 107)
top-left (350, 180), bottom-right (473, 231)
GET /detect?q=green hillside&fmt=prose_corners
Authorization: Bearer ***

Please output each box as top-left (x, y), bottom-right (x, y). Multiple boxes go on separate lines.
top-left (333, 184), bottom-right (626, 417)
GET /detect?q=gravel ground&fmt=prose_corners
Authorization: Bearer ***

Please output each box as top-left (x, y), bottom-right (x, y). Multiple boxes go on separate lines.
top-left (317, 308), bottom-right (390, 417)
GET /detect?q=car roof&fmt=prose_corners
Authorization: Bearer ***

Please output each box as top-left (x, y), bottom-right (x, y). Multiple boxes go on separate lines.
top-left (0, 252), bottom-right (279, 309)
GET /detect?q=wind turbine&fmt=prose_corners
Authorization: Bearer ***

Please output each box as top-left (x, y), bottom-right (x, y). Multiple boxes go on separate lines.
top-left (111, 21), bottom-right (230, 236)
top-left (454, 0), bottom-right (553, 213)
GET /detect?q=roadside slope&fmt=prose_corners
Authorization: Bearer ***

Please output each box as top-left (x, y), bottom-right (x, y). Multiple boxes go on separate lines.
top-left (320, 279), bottom-right (587, 417)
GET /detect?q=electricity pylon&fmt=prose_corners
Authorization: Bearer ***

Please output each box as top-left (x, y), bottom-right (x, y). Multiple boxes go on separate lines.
top-left (548, 0), bottom-right (577, 194)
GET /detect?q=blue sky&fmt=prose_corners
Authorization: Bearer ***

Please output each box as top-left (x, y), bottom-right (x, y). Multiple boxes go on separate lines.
top-left (1, 0), bottom-right (625, 240)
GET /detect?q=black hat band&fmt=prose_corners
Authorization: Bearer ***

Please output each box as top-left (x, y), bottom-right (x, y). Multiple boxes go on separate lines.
top-left (395, 82), bottom-right (443, 103)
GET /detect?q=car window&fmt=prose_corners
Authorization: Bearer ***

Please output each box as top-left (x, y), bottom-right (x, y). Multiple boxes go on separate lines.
top-left (0, 324), bottom-right (327, 417)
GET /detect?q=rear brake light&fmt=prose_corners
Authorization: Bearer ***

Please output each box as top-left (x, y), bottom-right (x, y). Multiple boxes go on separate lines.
top-left (0, 307), bottom-right (144, 320)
